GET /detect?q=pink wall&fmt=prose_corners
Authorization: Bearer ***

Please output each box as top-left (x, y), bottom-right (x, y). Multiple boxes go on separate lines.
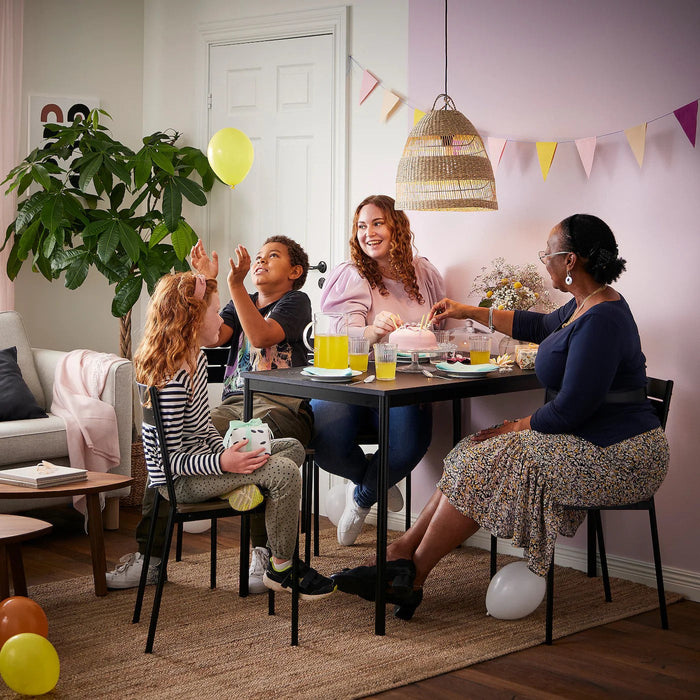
top-left (408, 0), bottom-right (700, 575)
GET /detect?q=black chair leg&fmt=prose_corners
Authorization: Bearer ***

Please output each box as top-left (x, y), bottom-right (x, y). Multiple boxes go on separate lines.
top-left (176, 522), bottom-right (183, 562)
top-left (593, 510), bottom-right (611, 602)
top-left (210, 518), bottom-right (218, 589)
top-left (490, 535), bottom-right (497, 579)
top-left (405, 474), bottom-right (412, 531)
top-left (545, 555), bottom-right (554, 645)
top-left (291, 541), bottom-right (299, 647)
top-left (145, 510), bottom-right (176, 653)
top-left (239, 513), bottom-right (251, 597)
top-left (313, 461), bottom-right (320, 557)
top-left (586, 513), bottom-right (597, 577)
top-left (648, 499), bottom-right (668, 629)
top-left (302, 455), bottom-right (312, 564)
top-left (134, 489), bottom-right (162, 625)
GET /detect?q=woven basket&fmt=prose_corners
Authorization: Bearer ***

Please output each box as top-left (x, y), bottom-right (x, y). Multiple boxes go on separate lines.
top-left (121, 441), bottom-right (148, 507)
top-left (396, 95), bottom-right (498, 211)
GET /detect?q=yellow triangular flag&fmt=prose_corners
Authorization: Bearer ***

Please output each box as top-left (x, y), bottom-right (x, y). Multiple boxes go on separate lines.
top-left (625, 123), bottom-right (647, 168)
top-left (536, 142), bottom-right (558, 181)
top-left (413, 109), bottom-right (426, 125)
top-left (380, 90), bottom-right (401, 121)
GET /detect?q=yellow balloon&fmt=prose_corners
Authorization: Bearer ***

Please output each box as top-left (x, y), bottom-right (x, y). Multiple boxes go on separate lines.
top-left (0, 632), bottom-right (60, 695)
top-left (207, 127), bottom-right (254, 188)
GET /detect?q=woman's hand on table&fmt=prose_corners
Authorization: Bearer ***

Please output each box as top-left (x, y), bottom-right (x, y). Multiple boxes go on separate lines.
top-left (470, 417), bottom-right (531, 443)
top-left (220, 440), bottom-right (269, 473)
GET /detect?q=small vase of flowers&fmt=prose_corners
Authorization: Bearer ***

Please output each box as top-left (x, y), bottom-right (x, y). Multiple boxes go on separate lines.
top-left (470, 257), bottom-right (555, 355)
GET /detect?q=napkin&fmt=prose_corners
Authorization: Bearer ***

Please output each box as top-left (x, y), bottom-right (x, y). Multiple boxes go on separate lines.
top-left (302, 367), bottom-right (353, 377)
top-left (434, 361), bottom-right (498, 373)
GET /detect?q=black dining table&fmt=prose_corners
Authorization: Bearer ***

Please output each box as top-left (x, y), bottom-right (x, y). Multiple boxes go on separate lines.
top-left (243, 363), bottom-right (543, 635)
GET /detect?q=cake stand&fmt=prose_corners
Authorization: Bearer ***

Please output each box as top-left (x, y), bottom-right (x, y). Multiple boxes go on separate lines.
top-left (396, 348), bottom-right (441, 373)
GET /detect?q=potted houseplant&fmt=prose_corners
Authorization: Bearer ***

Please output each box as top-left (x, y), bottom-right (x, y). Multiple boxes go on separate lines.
top-left (1, 109), bottom-right (217, 357)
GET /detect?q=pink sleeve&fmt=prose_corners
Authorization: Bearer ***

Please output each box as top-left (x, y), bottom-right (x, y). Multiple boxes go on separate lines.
top-left (319, 262), bottom-right (373, 330)
top-left (414, 256), bottom-right (446, 306)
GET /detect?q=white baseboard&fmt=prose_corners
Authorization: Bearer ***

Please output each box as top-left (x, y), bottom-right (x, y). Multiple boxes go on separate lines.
top-left (367, 510), bottom-right (700, 602)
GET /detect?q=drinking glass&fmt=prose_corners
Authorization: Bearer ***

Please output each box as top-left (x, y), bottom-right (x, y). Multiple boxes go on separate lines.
top-left (303, 313), bottom-right (349, 369)
top-left (373, 343), bottom-right (398, 381)
top-left (469, 334), bottom-right (492, 365)
top-left (348, 336), bottom-right (370, 372)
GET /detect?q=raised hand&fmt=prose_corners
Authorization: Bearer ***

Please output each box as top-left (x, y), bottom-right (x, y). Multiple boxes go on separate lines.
top-left (228, 244), bottom-right (251, 288)
top-left (190, 239), bottom-right (219, 279)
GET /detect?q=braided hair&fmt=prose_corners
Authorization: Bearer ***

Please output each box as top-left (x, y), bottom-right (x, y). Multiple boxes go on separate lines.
top-left (559, 214), bottom-right (627, 284)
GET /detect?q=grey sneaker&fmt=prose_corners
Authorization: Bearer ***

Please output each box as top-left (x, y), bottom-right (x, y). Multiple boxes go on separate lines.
top-left (106, 552), bottom-right (160, 589)
top-left (387, 485), bottom-right (404, 512)
top-left (337, 481), bottom-right (370, 546)
top-left (248, 546), bottom-right (270, 595)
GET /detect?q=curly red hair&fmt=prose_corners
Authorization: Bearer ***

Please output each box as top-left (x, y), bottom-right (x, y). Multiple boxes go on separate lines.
top-left (134, 272), bottom-right (218, 390)
top-left (349, 194), bottom-right (423, 303)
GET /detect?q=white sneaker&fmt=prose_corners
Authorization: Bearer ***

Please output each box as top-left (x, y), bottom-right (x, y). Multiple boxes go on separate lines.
top-left (248, 546), bottom-right (270, 594)
top-left (387, 485), bottom-right (404, 512)
top-left (337, 482), bottom-right (370, 546)
top-left (106, 552), bottom-right (161, 589)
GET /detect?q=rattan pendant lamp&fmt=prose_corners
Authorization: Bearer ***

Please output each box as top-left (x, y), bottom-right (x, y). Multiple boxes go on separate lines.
top-left (395, 0), bottom-right (498, 211)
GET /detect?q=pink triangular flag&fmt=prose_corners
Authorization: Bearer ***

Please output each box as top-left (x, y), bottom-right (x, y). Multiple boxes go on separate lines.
top-left (359, 70), bottom-right (379, 105)
top-left (487, 137), bottom-right (507, 170)
top-left (380, 90), bottom-right (401, 121)
top-left (575, 136), bottom-right (597, 178)
top-left (625, 123), bottom-right (647, 168)
top-left (536, 142), bottom-right (557, 181)
top-left (673, 100), bottom-right (698, 147)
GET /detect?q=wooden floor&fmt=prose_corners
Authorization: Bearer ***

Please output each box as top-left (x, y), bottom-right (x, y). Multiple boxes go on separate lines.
top-left (14, 505), bottom-right (700, 699)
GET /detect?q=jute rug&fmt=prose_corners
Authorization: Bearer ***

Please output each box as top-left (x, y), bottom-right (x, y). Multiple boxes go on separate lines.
top-left (9, 529), bottom-right (680, 699)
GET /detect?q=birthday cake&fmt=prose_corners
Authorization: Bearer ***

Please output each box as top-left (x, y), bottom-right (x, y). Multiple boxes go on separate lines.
top-left (388, 324), bottom-right (438, 351)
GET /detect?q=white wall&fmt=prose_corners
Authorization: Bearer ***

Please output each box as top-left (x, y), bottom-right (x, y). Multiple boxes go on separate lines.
top-left (15, 0), bottom-right (144, 354)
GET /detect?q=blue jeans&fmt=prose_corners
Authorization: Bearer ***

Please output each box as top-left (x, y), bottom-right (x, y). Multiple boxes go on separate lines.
top-left (309, 400), bottom-right (432, 508)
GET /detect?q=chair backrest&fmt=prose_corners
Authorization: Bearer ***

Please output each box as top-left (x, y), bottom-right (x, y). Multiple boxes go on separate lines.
top-left (202, 345), bottom-right (230, 383)
top-left (646, 377), bottom-right (673, 429)
top-left (137, 383), bottom-right (179, 507)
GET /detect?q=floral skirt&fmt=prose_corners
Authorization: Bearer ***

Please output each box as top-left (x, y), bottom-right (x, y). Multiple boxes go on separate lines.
top-left (438, 427), bottom-right (669, 576)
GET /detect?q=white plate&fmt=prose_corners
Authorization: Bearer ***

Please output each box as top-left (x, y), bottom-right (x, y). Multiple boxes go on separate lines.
top-left (300, 369), bottom-right (362, 383)
top-left (434, 361), bottom-right (499, 375)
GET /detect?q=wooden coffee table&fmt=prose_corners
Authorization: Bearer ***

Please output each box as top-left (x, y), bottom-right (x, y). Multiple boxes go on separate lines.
top-left (0, 472), bottom-right (133, 596)
top-left (0, 514), bottom-right (53, 598)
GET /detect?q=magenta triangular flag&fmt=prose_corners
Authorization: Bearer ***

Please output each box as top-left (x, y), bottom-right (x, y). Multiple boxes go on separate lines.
top-left (359, 70), bottom-right (379, 105)
top-left (673, 100), bottom-right (698, 147)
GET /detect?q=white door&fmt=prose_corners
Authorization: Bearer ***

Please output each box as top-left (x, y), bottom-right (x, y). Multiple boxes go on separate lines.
top-left (208, 35), bottom-right (335, 310)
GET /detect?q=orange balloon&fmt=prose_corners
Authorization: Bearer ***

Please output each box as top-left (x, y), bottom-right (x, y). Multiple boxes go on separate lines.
top-left (0, 597), bottom-right (48, 648)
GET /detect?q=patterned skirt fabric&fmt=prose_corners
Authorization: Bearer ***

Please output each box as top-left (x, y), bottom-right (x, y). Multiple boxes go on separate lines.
top-left (438, 427), bottom-right (669, 576)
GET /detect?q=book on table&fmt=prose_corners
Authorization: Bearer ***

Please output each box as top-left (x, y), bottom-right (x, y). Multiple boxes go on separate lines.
top-left (0, 461), bottom-right (88, 488)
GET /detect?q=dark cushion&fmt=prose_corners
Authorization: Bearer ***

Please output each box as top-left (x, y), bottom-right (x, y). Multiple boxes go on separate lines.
top-left (0, 346), bottom-right (48, 421)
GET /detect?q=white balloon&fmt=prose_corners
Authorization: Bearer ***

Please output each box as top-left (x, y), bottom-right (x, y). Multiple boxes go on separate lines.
top-left (325, 484), bottom-right (348, 526)
top-left (485, 561), bottom-right (547, 619)
top-left (183, 519), bottom-right (212, 534)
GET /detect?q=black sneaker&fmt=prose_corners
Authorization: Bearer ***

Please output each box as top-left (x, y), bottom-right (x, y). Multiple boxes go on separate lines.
top-left (263, 560), bottom-right (336, 601)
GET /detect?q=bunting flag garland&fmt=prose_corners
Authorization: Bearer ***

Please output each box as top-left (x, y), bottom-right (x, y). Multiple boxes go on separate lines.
top-left (536, 142), bottom-right (558, 181)
top-left (674, 100), bottom-right (698, 147)
top-left (359, 69), bottom-right (379, 104)
top-left (625, 123), bottom-right (648, 168)
top-left (380, 91), bottom-right (401, 121)
top-left (575, 136), bottom-right (597, 179)
top-left (350, 55), bottom-right (697, 181)
top-left (487, 137), bottom-right (507, 171)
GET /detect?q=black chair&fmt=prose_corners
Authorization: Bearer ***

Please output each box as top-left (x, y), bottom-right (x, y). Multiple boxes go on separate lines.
top-left (132, 384), bottom-right (300, 652)
top-left (490, 377), bottom-right (673, 644)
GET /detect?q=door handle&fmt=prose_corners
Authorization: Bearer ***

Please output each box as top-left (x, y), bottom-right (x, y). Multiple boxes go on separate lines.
top-left (309, 260), bottom-right (327, 273)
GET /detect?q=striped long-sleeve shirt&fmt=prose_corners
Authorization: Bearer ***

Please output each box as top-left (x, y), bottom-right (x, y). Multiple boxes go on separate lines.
top-left (142, 352), bottom-right (225, 487)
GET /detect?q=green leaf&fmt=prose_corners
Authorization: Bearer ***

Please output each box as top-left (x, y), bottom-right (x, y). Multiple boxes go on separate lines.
top-left (201, 169), bottom-right (215, 192)
top-left (96, 220), bottom-right (121, 263)
top-left (117, 221), bottom-right (142, 262)
top-left (42, 230), bottom-right (59, 258)
top-left (40, 195), bottom-right (65, 234)
top-left (31, 164), bottom-right (52, 190)
top-left (64, 253), bottom-right (90, 289)
top-left (112, 275), bottom-right (143, 317)
top-left (175, 176), bottom-right (207, 206)
top-left (78, 153), bottom-right (103, 191)
top-left (103, 156), bottom-right (131, 185)
top-left (109, 183), bottom-right (126, 210)
top-left (6, 240), bottom-right (22, 279)
top-left (149, 222), bottom-right (169, 247)
top-left (162, 182), bottom-right (182, 231)
top-left (170, 220), bottom-right (196, 260)
top-left (17, 220), bottom-right (41, 260)
top-left (133, 150), bottom-right (152, 189)
top-left (150, 148), bottom-right (175, 175)
top-left (15, 193), bottom-right (48, 235)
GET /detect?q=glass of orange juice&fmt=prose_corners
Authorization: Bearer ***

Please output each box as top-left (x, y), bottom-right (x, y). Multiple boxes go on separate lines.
top-left (304, 313), bottom-right (349, 369)
top-left (468, 334), bottom-right (492, 365)
top-left (373, 343), bottom-right (398, 381)
top-left (348, 336), bottom-right (370, 372)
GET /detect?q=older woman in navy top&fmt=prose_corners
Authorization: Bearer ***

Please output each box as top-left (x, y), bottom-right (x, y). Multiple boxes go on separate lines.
top-left (332, 214), bottom-right (669, 621)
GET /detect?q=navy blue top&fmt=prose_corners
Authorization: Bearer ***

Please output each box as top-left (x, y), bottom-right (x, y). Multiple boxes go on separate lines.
top-left (512, 296), bottom-right (660, 447)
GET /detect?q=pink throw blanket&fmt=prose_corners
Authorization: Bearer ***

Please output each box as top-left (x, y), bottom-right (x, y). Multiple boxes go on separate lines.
top-left (52, 349), bottom-right (123, 516)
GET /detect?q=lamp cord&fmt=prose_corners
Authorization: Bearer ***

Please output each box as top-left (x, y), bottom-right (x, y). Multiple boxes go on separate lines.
top-left (444, 0), bottom-right (448, 97)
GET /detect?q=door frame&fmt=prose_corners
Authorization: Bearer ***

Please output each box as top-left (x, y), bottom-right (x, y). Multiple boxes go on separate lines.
top-left (198, 6), bottom-right (349, 268)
